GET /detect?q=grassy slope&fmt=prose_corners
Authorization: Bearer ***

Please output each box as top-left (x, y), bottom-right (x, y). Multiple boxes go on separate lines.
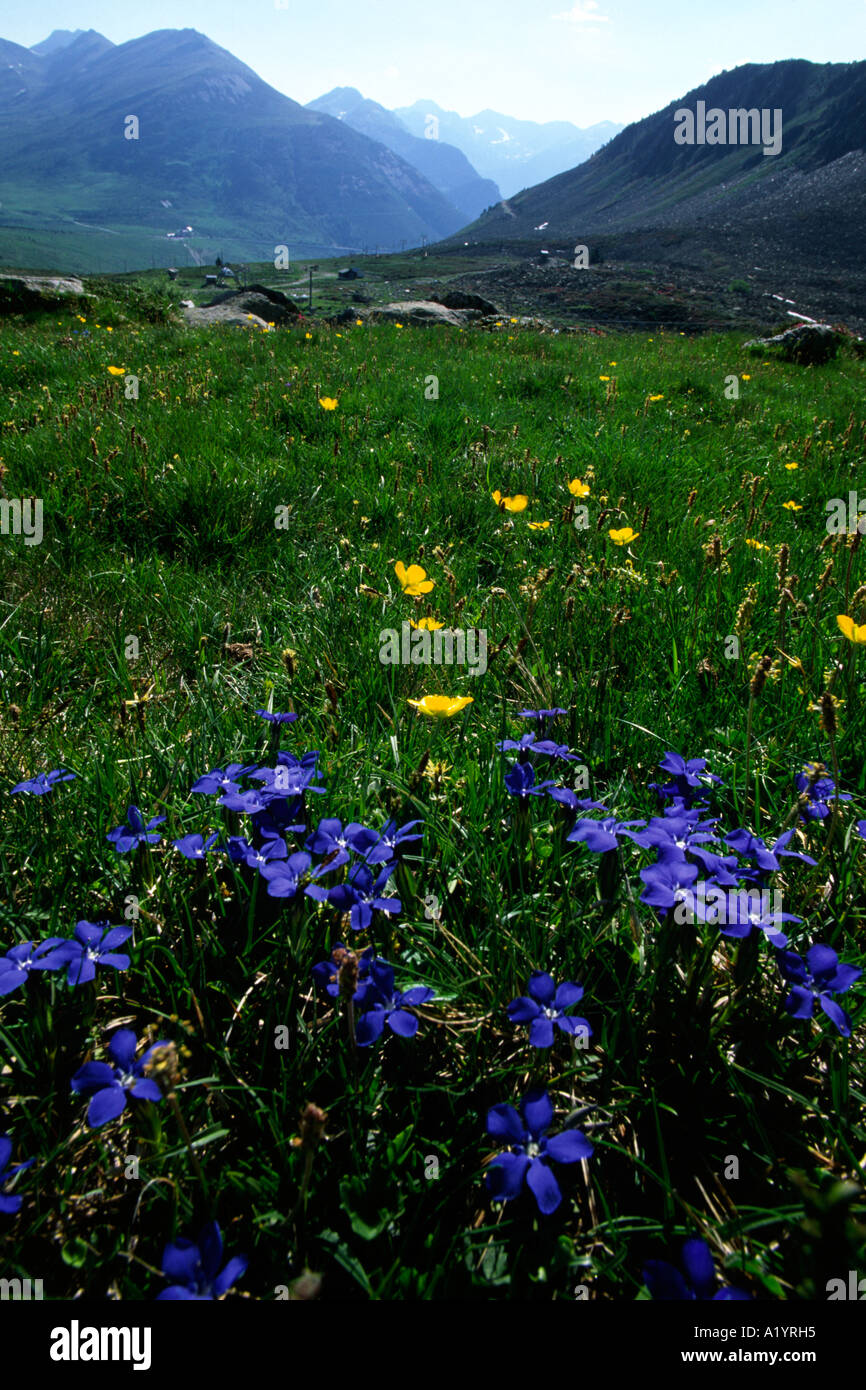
top-left (0, 286), bottom-right (864, 1299)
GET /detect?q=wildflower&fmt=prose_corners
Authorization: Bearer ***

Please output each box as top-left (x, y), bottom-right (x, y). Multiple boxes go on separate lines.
top-left (782, 500), bottom-right (802, 511)
top-left (305, 332), bottom-right (313, 339)
top-left (106, 804), bottom-right (166, 853)
top-left (599, 375), bottom-right (610, 381)
top-left (191, 764), bottom-right (257, 795)
top-left (567, 479), bottom-right (590, 497)
top-left (777, 944), bottom-right (862, 1036)
top-left (305, 818), bottom-right (379, 869)
top-left (784, 462), bottom-right (799, 470)
top-left (740, 374), bottom-right (751, 381)
top-left (395, 561), bottom-right (434, 595)
top-left (364, 817), bottom-right (424, 864)
top-left (568, 815), bottom-right (647, 852)
top-left (837, 615), bottom-right (866, 644)
top-left (306, 861), bottom-right (401, 931)
top-left (517, 707), bottom-right (567, 721)
top-left (107, 366), bottom-right (125, 376)
top-left (407, 694), bottom-right (473, 717)
top-left (318, 397), bottom-right (338, 410)
top-left (172, 832), bottom-right (220, 860)
top-left (0, 938), bottom-right (72, 995)
top-left (639, 850), bottom-right (700, 912)
top-left (486, 1088), bottom-right (593, 1215)
top-left (745, 538), bottom-right (771, 553)
top-left (51, 920), bottom-right (132, 987)
top-left (492, 491), bottom-right (528, 512)
top-left (355, 960), bottom-right (435, 1045)
top-left (647, 394), bottom-right (664, 402)
top-left (258, 850), bottom-right (314, 899)
top-left (0, 1136), bottom-right (34, 1214)
top-left (504, 762), bottom-right (556, 798)
top-left (410, 617), bottom-right (444, 630)
top-left (608, 527), bottom-right (639, 546)
top-left (10, 768), bottom-right (76, 795)
top-left (506, 972), bottom-right (590, 1047)
top-left (312, 942), bottom-right (376, 1004)
top-left (528, 521), bottom-right (551, 530)
top-left (355, 319), bottom-right (363, 326)
top-left (156, 1221), bottom-right (247, 1300)
top-left (71, 1030), bottom-right (167, 1127)
top-left (255, 709), bottom-right (299, 723)
top-left (643, 1239), bottom-right (752, 1301)
top-left (795, 767), bottom-right (851, 820)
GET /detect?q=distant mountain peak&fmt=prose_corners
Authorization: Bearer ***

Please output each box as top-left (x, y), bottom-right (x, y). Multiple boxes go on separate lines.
top-left (31, 28), bottom-right (113, 54)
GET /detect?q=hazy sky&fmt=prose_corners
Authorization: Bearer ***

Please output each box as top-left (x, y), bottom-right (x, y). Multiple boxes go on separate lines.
top-left (3, 0), bottom-right (865, 125)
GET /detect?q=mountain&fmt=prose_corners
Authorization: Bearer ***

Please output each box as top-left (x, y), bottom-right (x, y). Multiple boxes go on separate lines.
top-left (30, 28), bottom-right (112, 57)
top-left (307, 86), bottom-right (501, 223)
top-left (0, 28), bottom-right (474, 271)
top-left (395, 100), bottom-right (622, 197)
top-left (461, 61), bottom-right (866, 269)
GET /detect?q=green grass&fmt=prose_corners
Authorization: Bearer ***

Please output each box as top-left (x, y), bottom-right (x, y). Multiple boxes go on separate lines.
top-left (0, 287), bottom-right (864, 1301)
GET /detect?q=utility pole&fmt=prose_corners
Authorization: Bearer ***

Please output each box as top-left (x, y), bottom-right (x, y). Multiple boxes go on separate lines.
top-left (309, 264), bottom-right (318, 311)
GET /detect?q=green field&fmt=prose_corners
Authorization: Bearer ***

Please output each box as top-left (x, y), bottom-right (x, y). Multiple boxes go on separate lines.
top-left (0, 281), bottom-right (864, 1301)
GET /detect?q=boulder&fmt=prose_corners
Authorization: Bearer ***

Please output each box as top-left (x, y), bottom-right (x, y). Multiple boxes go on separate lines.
top-left (182, 304), bottom-right (271, 330)
top-left (368, 300), bottom-right (468, 326)
top-left (431, 290), bottom-right (502, 316)
top-left (744, 323), bottom-right (840, 364)
top-left (206, 285), bottom-right (299, 321)
top-left (0, 274), bottom-right (89, 313)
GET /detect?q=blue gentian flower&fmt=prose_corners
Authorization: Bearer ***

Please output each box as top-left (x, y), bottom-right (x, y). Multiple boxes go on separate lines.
top-left (306, 862), bottom-right (401, 931)
top-left (777, 944), bottom-right (862, 1036)
top-left (312, 942), bottom-right (377, 1005)
top-left (355, 960), bottom-right (435, 1045)
top-left (517, 708), bottom-right (567, 720)
top-left (224, 835), bottom-right (288, 869)
top-left (628, 814), bottom-right (720, 855)
top-left (254, 709), bottom-right (298, 724)
top-left (51, 920), bottom-right (132, 986)
top-left (497, 733), bottom-right (580, 761)
top-left (567, 815), bottom-right (647, 853)
top-left (504, 762), bottom-right (556, 798)
top-left (650, 752), bottom-right (722, 806)
top-left (486, 1088), bottom-right (593, 1215)
top-left (10, 768), bottom-right (76, 796)
top-left (71, 1029), bottom-right (167, 1127)
top-left (0, 1135), bottom-right (34, 1214)
top-left (639, 850), bottom-right (699, 911)
top-left (364, 818), bottom-right (424, 864)
top-left (190, 764), bottom-right (256, 796)
top-left (547, 788), bottom-right (607, 812)
top-left (258, 850), bottom-right (313, 899)
top-left (643, 1239), bottom-right (752, 1300)
top-left (305, 817), bottom-right (379, 869)
top-left (156, 1221), bottom-right (247, 1300)
top-left (217, 787), bottom-right (269, 815)
top-left (506, 971), bottom-right (590, 1047)
top-left (0, 938), bottom-right (73, 995)
top-left (694, 887), bottom-right (799, 947)
top-left (795, 766), bottom-right (851, 820)
top-left (107, 805), bottom-right (166, 853)
top-left (172, 832), bottom-right (220, 860)
top-left (856, 820), bottom-right (866, 841)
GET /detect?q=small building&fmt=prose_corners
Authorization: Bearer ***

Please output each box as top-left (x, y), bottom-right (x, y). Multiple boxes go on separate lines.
top-left (338, 267), bottom-right (363, 280)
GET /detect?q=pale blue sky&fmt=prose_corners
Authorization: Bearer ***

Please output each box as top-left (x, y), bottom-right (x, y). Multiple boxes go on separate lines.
top-left (3, 0), bottom-right (864, 125)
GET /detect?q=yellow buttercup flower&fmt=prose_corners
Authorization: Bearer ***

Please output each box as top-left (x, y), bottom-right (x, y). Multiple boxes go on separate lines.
top-left (782, 500), bottom-right (802, 511)
top-left (395, 561), bottom-right (434, 595)
top-left (355, 319), bottom-right (364, 326)
top-left (567, 478), bottom-right (590, 497)
top-left (305, 332), bottom-right (313, 339)
top-left (609, 527), bottom-right (639, 546)
top-left (647, 393), bottom-right (664, 402)
top-left (745, 538), bottom-right (771, 552)
top-left (741, 373), bottom-right (751, 380)
top-left (784, 462), bottom-right (799, 470)
top-left (599, 375), bottom-right (610, 381)
top-left (107, 366), bottom-right (126, 375)
top-left (410, 617), bottom-right (445, 630)
top-left (319, 397), bottom-right (338, 410)
top-left (837, 615), bottom-right (866, 644)
top-left (528, 521), bottom-right (551, 530)
top-left (407, 695), bottom-right (473, 718)
top-left (492, 490), bottom-right (528, 513)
